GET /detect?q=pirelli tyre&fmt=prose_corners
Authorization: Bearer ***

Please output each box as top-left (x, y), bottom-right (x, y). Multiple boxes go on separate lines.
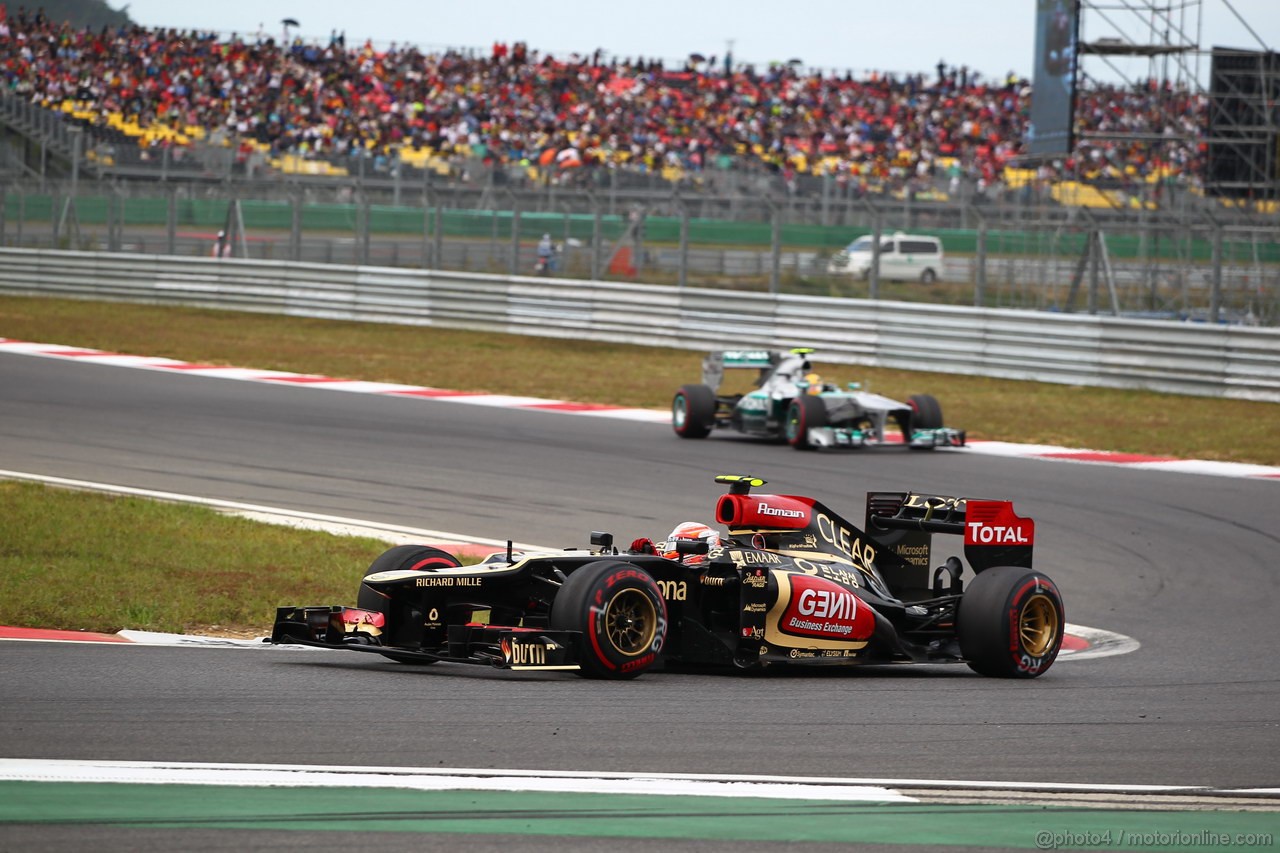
top-left (958, 565), bottom-right (1065, 678)
top-left (550, 561), bottom-right (668, 679)
top-left (908, 393), bottom-right (943, 430)
top-left (672, 384), bottom-right (716, 438)
top-left (357, 544), bottom-right (462, 665)
top-left (785, 394), bottom-right (828, 449)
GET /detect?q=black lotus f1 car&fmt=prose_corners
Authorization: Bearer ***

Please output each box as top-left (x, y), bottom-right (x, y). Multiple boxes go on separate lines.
top-left (271, 476), bottom-right (1064, 679)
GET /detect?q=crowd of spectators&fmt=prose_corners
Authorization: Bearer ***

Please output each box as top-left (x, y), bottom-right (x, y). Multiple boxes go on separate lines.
top-left (0, 5), bottom-right (1208, 198)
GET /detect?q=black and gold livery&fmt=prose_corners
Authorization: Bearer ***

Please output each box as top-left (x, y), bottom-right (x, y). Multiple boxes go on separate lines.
top-left (271, 475), bottom-right (1064, 679)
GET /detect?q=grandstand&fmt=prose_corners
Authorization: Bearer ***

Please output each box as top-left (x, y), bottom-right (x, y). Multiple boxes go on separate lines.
top-left (0, 7), bottom-right (1223, 209)
top-left (0, 4), bottom-right (1275, 326)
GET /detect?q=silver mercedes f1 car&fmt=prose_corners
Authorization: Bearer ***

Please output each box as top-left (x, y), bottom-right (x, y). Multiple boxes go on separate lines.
top-left (672, 349), bottom-right (965, 450)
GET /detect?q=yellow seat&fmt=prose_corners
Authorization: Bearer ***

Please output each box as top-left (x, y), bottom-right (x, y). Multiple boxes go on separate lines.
top-left (1051, 181), bottom-right (1117, 209)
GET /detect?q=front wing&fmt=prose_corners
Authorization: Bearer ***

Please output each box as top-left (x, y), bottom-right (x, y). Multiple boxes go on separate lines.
top-left (271, 605), bottom-right (584, 672)
top-left (804, 425), bottom-right (966, 450)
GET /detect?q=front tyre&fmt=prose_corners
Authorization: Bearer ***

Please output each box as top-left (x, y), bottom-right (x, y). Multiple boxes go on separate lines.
top-left (908, 393), bottom-right (943, 430)
top-left (785, 395), bottom-right (827, 449)
top-left (673, 384), bottom-right (716, 439)
top-left (550, 561), bottom-right (667, 679)
top-left (357, 544), bottom-right (461, 665)
top-left (958, 565), bottom-right (1064, 678)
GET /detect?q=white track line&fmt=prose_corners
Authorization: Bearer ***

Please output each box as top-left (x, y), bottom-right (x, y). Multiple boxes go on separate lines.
top-left (0, 759), bottom-right (912, 801)
top-left (2, 759), bottom-right (1273, 801)
top-left (0, 469), bottom-right (543, 552)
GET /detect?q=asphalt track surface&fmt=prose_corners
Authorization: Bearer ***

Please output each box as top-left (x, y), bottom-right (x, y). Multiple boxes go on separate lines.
top-left (2, 352), bottom-right (1278, 847)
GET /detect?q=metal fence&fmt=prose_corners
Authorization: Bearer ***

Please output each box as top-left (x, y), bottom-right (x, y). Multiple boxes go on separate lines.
top-left (5, 80), bottom-right (1278, 328)
top-left (2, 178), bottom-right (1277, 327)
top-left (2, 247), bottom-right (1277, 402)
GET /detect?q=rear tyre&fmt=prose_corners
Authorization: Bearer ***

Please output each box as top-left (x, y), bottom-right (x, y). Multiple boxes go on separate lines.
top-left (958, 565), bottom-right (1064, 678)
top-left (357, 545), bottom-right (461, 665)
top-left (785, 395), bottom-right (828, 449)
top-left (672, 384), bottom-right (716, 439)
top-left (908, 393), bottom-right (943, 430)
top-left (550, 561), bottom-right (667, 679)
top-left (920, 268), bottom-right (938, 284)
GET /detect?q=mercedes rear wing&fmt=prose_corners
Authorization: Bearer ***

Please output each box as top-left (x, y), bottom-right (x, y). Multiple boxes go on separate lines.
top-left (702, 348), bottom-right (814, 392)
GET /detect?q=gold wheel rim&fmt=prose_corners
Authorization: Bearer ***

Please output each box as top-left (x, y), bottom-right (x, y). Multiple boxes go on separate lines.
top-left (1019, 593), bottom-right (1059, 658)
top-left (604, 588), bottom-right (657, 656)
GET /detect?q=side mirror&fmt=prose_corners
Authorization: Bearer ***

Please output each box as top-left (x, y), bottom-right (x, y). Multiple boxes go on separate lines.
top-left (590, 531), bottom-right (615, 554)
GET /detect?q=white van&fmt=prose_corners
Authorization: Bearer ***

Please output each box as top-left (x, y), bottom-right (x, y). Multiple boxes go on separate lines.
top-left (827, 232), bottom-right (946, 283)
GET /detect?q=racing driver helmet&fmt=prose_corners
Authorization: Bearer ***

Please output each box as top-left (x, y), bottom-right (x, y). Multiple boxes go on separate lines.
top-left (662, 521), bottom-right (721, 565)
top-left (804, 372), bottom-right (824, 394)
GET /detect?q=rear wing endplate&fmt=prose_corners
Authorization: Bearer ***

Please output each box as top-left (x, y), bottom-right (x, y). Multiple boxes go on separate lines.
top-left (866, 492), bottom-right (1034, 572)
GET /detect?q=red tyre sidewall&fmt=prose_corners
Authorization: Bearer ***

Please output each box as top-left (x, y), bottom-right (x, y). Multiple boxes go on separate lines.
top-left (1003, 575), bottom-right (1064, 677)
top-left (584, 568), bottom-right (667, 676)
top-left (407, 556), bottom-right (460, 571)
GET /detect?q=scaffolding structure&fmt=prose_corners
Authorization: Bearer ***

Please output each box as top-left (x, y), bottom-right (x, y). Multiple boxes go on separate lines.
top-left (1205, 46), bottom-right (1280, 200)
top-left (1078, 1), bottom-right (1203, 87)
top-left (1076, 0), bottom-right (1278, 203)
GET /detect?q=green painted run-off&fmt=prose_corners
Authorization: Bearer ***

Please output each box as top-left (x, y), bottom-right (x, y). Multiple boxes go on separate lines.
top-left (2, 782), bottom-right (1276, 850)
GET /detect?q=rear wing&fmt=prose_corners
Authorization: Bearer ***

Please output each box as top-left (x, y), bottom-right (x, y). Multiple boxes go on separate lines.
top-left (702, 348), bottom-right (813, 391)
top-left (709, 477), bottom-right (1033, 602)
top-left (702, 350), bottom-right (779, 391)
top-left (865, 491), bottom-right (1034, 574)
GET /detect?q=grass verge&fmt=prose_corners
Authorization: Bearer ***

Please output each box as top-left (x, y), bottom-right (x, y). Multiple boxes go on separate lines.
top-left (0, 481), bottom-right (391, 635)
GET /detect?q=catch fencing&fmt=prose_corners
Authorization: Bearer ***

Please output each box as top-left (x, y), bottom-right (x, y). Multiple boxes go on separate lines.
top-left (2, 180), bottom-right (1277, 327)
top-left (1, 248), bottom-right (1277, 402)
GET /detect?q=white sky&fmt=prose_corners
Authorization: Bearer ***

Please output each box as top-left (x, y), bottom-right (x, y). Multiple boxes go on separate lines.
top-left (116, 0), bottom-right (1276, 84)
